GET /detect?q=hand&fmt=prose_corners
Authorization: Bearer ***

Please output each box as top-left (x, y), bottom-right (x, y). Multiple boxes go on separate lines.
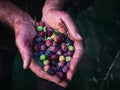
top-left (15, 19), bottom-right (36, 69)
top-left (42, 9), bottom-right (83, 86)
top-left (14, 15), bottom-right (68, 87)
top-left (15, 9), bottom-right (83, 88)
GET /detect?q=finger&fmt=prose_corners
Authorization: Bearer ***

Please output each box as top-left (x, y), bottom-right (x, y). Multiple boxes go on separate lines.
top-left (70, 41), bottom-right (83, 71)
top-left (61, 14), bottom-right (82, 41)
top-left (16, 38), bottom-right (32, 69)
top-left (67, 70), bottom-right (73, 81)
top-left (67, 41), bottom-right (83, 80)
top-left (30, 60), bottom-right (60, 82)
top-left (30, 60), bottom-right (68, 87)
top-left (58, 80), bottom-right (68, 88)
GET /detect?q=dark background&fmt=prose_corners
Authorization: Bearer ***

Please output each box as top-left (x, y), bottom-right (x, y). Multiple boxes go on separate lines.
top-left (11, 0), bottom-right (120, 90)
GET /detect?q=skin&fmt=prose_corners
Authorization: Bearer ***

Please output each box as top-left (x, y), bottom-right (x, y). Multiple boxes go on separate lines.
top-left (0, 0), bottom-right (83, 88)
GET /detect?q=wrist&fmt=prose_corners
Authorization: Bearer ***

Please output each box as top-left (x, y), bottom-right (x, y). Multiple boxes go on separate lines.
top-left (42, 4), bottom-right (61, 16)
top-left (42, 0), bottom-right (67, 15)
top-left (0, 1), bottom-right (34, 32)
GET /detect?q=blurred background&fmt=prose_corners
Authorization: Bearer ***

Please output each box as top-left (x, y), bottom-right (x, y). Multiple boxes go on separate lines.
top-left (11, 0), bottom-right (120, 90)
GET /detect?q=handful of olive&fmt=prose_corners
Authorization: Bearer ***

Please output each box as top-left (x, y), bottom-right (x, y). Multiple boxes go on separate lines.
top-left (32, 21), bottom-right (75, 80)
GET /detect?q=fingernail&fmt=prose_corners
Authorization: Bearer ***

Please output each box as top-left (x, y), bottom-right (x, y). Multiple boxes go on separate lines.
top-left (76, 33), bottom-right (82, 40)
top-left (23, 61), bottom-right (27, 69)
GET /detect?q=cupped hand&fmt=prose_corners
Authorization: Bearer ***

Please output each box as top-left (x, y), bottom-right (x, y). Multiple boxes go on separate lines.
top-left (15, 20), bottom-right (36, 69)
top-left (42, 9), bottom-right (83, 83)
top-left (14, 9), bottom-right (83, 88)
top-left (14, 16), bottom-right (68, 87)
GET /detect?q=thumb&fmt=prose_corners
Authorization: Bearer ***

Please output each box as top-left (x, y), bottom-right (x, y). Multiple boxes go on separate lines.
top-left (16, 38), bottom-right (32, 69)
top-left (61, 15), bottom-right (82, 41)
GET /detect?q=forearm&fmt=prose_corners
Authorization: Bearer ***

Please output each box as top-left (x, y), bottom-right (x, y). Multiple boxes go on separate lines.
top-left (43, 0), bottom-right (68, 14)
top-left (0, 0), bottom-right (32, 30)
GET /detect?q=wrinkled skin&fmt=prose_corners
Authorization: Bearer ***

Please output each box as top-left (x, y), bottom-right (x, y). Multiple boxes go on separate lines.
top-left (15, 9), bottom-right (83, 88)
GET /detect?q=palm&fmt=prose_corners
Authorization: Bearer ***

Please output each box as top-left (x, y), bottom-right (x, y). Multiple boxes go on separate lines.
top-left (15, 9), bottom-right (83, 87)
top-left (30, 60), bottom-right (68, 87)
top-left (42, 9), bottom-right (83, 82)
top-left (15, 21), bottom-right (68, 87)
top-left (15, 22), bottom-right (36, 69)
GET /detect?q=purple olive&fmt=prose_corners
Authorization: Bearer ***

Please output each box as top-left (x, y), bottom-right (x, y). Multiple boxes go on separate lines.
top-left (61, 43), bottom-right (68, 52)
top-left (67, 51), bottom-right (74, 56)
top-left (63, 52), bottom-right (68, 56)
top-left (47, 68), bottom-right (56, 75)
top-left (66, 62), bottom-right (70, 67)
top-left (47, 29), bottom-right (53, 37)
top-left (56, 49), bottom-right (63, 55)
top-left (57, 72), bottom-right (66, 80)
top-left (58, 62), bottom-right (65, 67)
top-left (45, 50), bottom-right (52, 57)
top-left (38, 21), bottom-right (45, 26)
top-left (50, 54), bottom-right (58, 60)
top-left (39, 31), bottom-right (45, 37)
top-left (50, 46), bottom-right (57, 52)
top-left (40, 45), bottom-right (47, 51)
top-left (56, 66), bottom-right (62, 72)
top-left (62, 66), bottom-right (69, 73)
top-left (54, 35), bottom-right (62, 42)
top-left (46, 39), bottom-right (53, 47)
top-left (53, 42), bottom-right (58, 47)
